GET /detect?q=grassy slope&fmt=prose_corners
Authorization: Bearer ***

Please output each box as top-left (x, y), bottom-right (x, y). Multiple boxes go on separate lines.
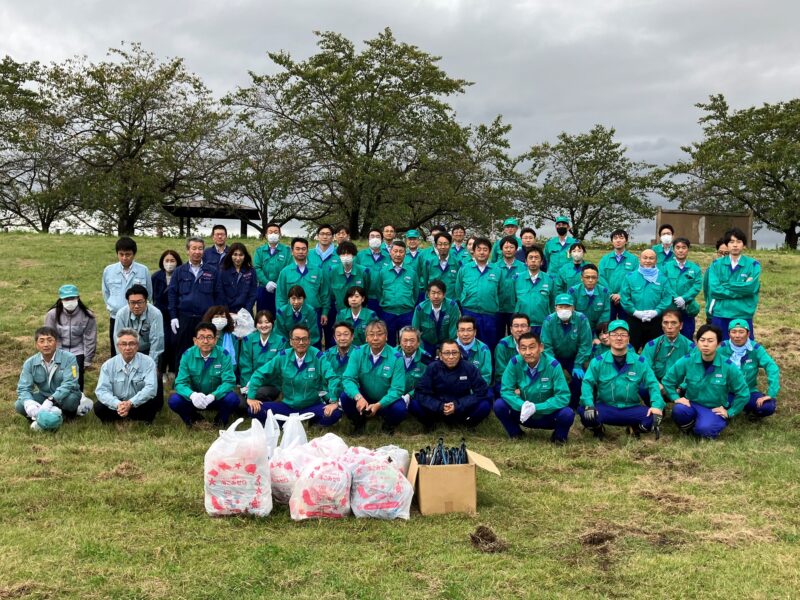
top-left (1, 232), bottom-right (798, 600)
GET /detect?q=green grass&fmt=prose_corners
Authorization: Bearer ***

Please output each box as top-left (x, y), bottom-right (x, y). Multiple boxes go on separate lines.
top-left (1, 232), bottom-right (799, 599)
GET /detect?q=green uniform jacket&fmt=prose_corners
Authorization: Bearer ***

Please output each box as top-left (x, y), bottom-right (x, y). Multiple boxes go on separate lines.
top-left (326, 264), bottom-right (370, 312)
top-left (17, 348), bottom-right (81, 407)
top-left (308, 247), bottom-right (340, 271)
top-left (567, 285), bottom-right (611, 333)
top-left (620, 271), bottom-right (675, 316)
top-left (707, 255), bottom-right (761, 319)
top-left (494, 335), bottom-right (519, 383)
top-left (719, 340), bottom-right (780, 398)
top-left (275, 262), bottom-right (328, 311)
top-left (458, 339), bottom-right (493, 386)
top-left (640, 333), bottom-right (695, 380)
top-left (355, 248), bottom-right (391, 299)
top-left (334, 307), bottom-right (378, 346)
top-left (455, 262), bottom-right (501, 314)
top-left (581, 350), bottom-right (664, 410)
top-left (420, 255), bottom-right (463, 298)
top-left (395, 347), bottom-right (431, 398)
top-left (662, 259), bottom-right (703, 316)
top-left (275, 303), bottom-right (321, 347)
top-left (652, 244), bottom-right (674, 268)
top-left (597, 250), bottom-right (638, 294)
top-left (253, 243), bottom-right (291, 286)
top-left (513, 272), bottom-right (556, 326)
top-left (554, 260), bottom-right (590, 295)
top-left (403, 250), bottom-right (426, 288)
top-left (495, 258), bottom-right (528, 312)
top-left (490, 235), bottom-right (522, 263)
top-left (175, 345), bottom-right (236, 399)
top-left (377, 264), bottom-right (419, 314)
top-left (239, 332), bottom-right (288, 387)
top-left (500, 352), bottom-right (570, 414)
top-left (323, 345), bottom-right (356, 400)
top-left (543, 235), bottom-right (578, 274)
top-left (412, 299), bottom-right (460, 349)
top-left (342, 344), bottom-right (406, 407)
top-left (662, 351), bottom-right (750, 417)
top-left (247, 348), bottom-right (337, 408)
top-left (541, 312), bottom-right (593, 367)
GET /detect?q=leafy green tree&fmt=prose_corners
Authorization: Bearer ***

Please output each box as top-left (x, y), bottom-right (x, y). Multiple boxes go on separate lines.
top-left (517, 125), bottom-right (655, 240)
top-left (660, 94), bottom-right (800, 249)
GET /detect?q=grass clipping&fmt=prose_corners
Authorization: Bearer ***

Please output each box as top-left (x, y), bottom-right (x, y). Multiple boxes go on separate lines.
top-left (470, 525), bottom-right (509, 553)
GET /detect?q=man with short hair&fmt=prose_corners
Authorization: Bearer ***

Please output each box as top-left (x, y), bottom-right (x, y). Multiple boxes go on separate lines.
top-left (334, 225), bottom-right (350, 246)
top-left (203, 224), bottom-right (229, 269)
top-left (395, 326), bottom-right (432, 412)
top-left (703, 238), bottom-right (729, 324)
top-left (382, 223), bottom-right (397, 250)
top-left (275, 237), bottom-right (328, 317)
top-left (567, 264), bottom-right (611, 336)
top-left (597, 229), bottom-right (638, 321)
top-left (376, 241), bottom-right (419, 345)
top-left (308, 223), bottom-right (340, 270)
top-left (653, 224), bottom-right (675, 267)
top-left (95, 329), bottom-right (160, 423)
top-left (449, 224), bottom-right (468, 262)
top-left (455, 316), bottom-right (493, 389)
top-left (640, 309), bottom-right (695, 405)
top-left (323, 321), bottom-right (357, 403)
top-left (355, 228), bottom-right (391, 312)
top-left (455, 237), bottom-right (502, 350)
top-left (662, 237), bottom-right (703, 340)
top-left (102, 236), bottom-right (152, 356)
top-left (327, 241), bottom-right (369, 313)
top-left (419, 232), bottom-right (462, 300)
top-left (254, 221), bottom-right (291, 315)
top-left (412, 279), bottom-right (461, 355)
top-left (494, 313), bottom-right (531, 397)
top-left (513, 246), bottom-right (556, 336)
top-left (543, 216), bottom-right (578, 274)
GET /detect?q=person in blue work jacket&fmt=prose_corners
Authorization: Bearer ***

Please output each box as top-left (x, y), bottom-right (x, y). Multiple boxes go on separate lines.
top-left (215, 242), bottom-right (258, 314)
top-left (410, 339), bottom-right (492, 430)
top-left (202, 224), bottom-right (229, 269)
top-left (494, 332), bottom-right (574, 443)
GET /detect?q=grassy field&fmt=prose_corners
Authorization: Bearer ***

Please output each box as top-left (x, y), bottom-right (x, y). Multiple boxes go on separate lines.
top-left (1, 232), bottom-right (799, 600)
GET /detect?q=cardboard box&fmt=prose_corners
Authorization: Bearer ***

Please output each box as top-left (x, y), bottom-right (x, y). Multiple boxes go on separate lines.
top-left (406, 450), bottom-right (500, 515)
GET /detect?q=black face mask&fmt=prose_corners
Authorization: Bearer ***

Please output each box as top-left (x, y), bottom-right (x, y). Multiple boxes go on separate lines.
top-left (556, 227), bottom-right (568, 236)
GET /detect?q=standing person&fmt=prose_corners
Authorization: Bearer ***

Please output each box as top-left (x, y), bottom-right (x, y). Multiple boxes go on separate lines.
top-left (202, 224), bottom-right (229, 270)
top-left (567, 264), bottom-right (610, 336)
top-left (376, 241), bottom-right (419, 345)
top-left (94, 329), bottom-right (160, 424)
top-left (326, 240), bottom-right (368, 348)
top-left (167, 322), bottom-right (240, 427)
top-left (703, 238), bottom-right (729, 324)
top-left (381, 223), bottom-right (397, 250)
top-left (514, 227), bottom-right (547, 271)
top-left (167, 237), bottom-right (220, 360)
top-left (513, 246), bottom-right (556, 336)
top-left (412, 280), bottom-right (460, 355)
top-left (449, 224), bottom-right (469, 263)
top-left (308, 223), bottom-right (340, 270)
top-left (411, 339), bottom-right (492, 431)
top-left (335, 286), bottom-right (378, 346)
top-left (419, 232), bottom-right (461, 300)
top-left (44, 285), bottom-right (97, 392)
top-left (620, 249), bottom-right (675, 351)
top-left (423, 225), bottom-right (448, 260)
top-left (543, 216), bottom-right (578, 274)
top-left (579, 320), bottom-right (663, 439)
top-left (653, 224), bottom-right (675, 267)
top-left (334, 225), bottom-right (350, 246)
top-left (403, 229), bottom-right (425, 275)
top-left (238, 310), bottom-right (287, 394)
top-left (663, 324), bottom-right (750, 439)
top-left (494, 235), bottom-right (527, 337)
top-left (151, 250), bottom-right (182, 374)
top-left (253, 221), bottom-right (291, 315)
top-left (490, 217), bottom-right (521, 263)
top-left (215, 242), bottom-right (258, 314)
top-left (707, 227), bottom-right (761, 340)
top-left (275, 237), bottom-right (328, 327)
top-left (355, 228), bottom-right (391, 312)
top-left (341, 320), bottom-right (407, 434)
top-left (455, 237), bottom-right (502, 351)
top-left (494, 332), bottom-right (574, 443)
top-left (274, 286), bottom-right (322, 348)
top-left (554, 242), bottom-right (590, 294)
top-left (597, 229), bottom-right (638, 321)
top-left (455, 316), bottom-right (493, 390)
top-left (102, 236), bottom-right (152, 357)
top-left (662, 237), bottom-right (703, 340)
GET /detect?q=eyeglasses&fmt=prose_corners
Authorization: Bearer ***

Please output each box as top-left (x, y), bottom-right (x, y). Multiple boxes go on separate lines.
top-left (291, 337), bottom-right (310, 343)
top-left (609, 332), bottom-right (629, 338)
top-left (196, 335), bottom-right (215, 342)
top-left (440, 350), bottom-right (460, 356)
top-left (128, 300), bottom-right (146, 306)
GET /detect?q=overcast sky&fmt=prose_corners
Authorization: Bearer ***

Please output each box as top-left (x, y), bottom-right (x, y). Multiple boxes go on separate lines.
top-left (3, 0), bottom-right (797, 245)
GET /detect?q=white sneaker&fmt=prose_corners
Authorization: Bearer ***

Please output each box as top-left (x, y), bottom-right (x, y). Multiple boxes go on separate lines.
top-left (30, 420), bottom-right (42, 432)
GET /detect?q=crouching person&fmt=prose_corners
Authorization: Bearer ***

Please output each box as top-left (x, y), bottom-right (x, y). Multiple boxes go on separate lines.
top-left (494, 332), bottom-right (574, 443)
top-left (579, 320), bottom-right (663, 439)
top-left (410, 339), bottom-right (491, 431)
top-left (167, 322), bottom-right (239, 426)
top-left (95, 329), bottom-right (161, 423)
top-left (16, 326), bottom-right (81, 431)
top-left (244, 325), bottom-right (342, 427)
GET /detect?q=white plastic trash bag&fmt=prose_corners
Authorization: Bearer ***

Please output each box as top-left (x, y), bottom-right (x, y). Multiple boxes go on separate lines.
top-left (306, 432), bottom-right (349, 458)
top-left (204, 418), bottom-right (272, 517)
top-left (263, 409), bottom-right (280, 459)
top-left (374, 445), bottom-right (411, 476)
top-left (233, 309), bottom-right (256, 339)
top-left (338, 446), bottom-right (378, 471)
top-left (275, 412), bottom-right (315, 449)
top-left (289, 459), bottom-right (352, 520)
top-left (269, 444), bottom-right (318, 504)
top-left (350, 457), bottom-right (413, 520)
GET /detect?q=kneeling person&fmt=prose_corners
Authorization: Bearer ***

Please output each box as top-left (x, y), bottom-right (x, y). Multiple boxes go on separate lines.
top-left (95, 329), bottom-right (161, 423)
top-left (494, 332), bottom-right (574, 443)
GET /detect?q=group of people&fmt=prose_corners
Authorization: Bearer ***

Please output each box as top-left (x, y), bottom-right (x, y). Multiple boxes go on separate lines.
top-left (16, 218), bottom-right (780, 442)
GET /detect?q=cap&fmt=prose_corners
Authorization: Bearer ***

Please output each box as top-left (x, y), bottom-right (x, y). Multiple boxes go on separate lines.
top-left (608, 319), bottom-right (630, 333)
top-left (555, 216), bottom-right (570, 224)
top-left (554, 293), bottom-right (574, 307)
top-left (728, 318), bottom-right (750, 331)
top-left (58, 284), bottom-right (80, 299)
top-left (405, 229), bottom-right (420, 239)
top-left (503, 218), bottom-right (519, 227)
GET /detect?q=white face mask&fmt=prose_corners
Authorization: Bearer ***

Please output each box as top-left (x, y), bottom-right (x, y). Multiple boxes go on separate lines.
top-left (340, 255), bottom-right (354, 267)
top-left (556, 309), bottom-right (572, 321)
top-left (163, 261), bottom-right (177, 273)
top-left (368, 237), bottom-right (382, 250)
top-left (212, 317), bottom-right (227, 331)
top-left (661, 234), bottom-right (673, 245)
top-left (572, 251), bottom-right (584, 262)
top-left (62, 300), bottom-right (79, 312)
top-left (267, 233), bottom-right (280, 244)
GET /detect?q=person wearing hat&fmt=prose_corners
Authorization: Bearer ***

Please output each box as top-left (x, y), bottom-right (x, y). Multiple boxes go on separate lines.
top-left (455, 237), bottom-right (503, 351)
top-left (542, 216), bottom-right (579, 275)
top-left (490, 217), bottom-right (522, 263)
top-left (403, 229), bottom-right (426, 303)
top-left (597, 229), bottom-right (639, 321)
top-left (513, 246), bottom-right (556, 336)
top-left (495, 332), bottom-right (574, 443)
top-left (579, 320), bottom-right (663, 439)
top-left (16, 326), bottom-right (81, 430)
top-left (566, 264), bottom-right (611, 336)
top-left (540, 294), bottom-right (593, 408)
top-left (718, 319), bottom-right (779, 419)
top-left (619, 249), bottom-right (675, 351)
top-left (44, 284), bottom-right (97, 392)
top-left (662, 324), bottom-right (750, 439)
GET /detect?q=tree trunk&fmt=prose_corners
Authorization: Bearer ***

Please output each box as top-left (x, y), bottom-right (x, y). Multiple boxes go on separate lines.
top-left (784, 223), bottom-right (799, 250)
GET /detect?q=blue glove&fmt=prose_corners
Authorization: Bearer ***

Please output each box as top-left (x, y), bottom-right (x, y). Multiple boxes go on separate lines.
top-left (572, 367), bottom-right (585, 380)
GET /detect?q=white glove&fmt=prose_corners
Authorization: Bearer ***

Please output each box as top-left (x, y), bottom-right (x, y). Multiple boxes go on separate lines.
top-left (205, 394), bottom-right (216, 408)
top-left (171, 318), bottom-right (180, 334)
top-left (23, 400), bottom-right (41, 419)
top-left (633, 310), bottom-right (645, 320)
top-left (240, 385), bottom-right (248, 395)
top-left (190, 392), bottom-right (205, 408)
top-left (520, 401), bottom-right (537, 423)
top-left (646, 309), bottom-right (659, 321)
top-left (266, 281), bottom-right (277, 293)
top-left (41, 399), bottom-right (54, 411)
top-left (401, 393), bottom-right (411, 407)
top-left (674, 296), bottom-right (686, 309)
top-left (77, 395), bottom-right (93, 416)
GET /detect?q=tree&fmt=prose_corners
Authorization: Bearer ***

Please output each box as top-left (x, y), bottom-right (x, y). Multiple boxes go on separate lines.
top-left (229, 28), bottom-right (512, 237)
top-left (517, 125), bottom-right (655, 240)
top-left (659, 94), bottom-right (800, 249)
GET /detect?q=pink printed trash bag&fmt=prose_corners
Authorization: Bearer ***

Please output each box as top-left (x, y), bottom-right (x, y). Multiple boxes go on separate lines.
top-left (350, 457), bottom-right (413, 520)
top-left (289, 459), bottom-right (352, 520)
top-left (269, 444), bottom-right (318, 504)
top-left (204, 418), bottom-right (272, 517)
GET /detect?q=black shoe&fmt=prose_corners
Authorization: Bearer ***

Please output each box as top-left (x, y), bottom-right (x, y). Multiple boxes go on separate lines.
top-left (550, 432), bottom-right (567, 446)
top-left (381, 421), bottom-right (395, 435)
top-left (592, 425), bottom-right (606, 440)
top-left (626, 426), bottom-right (641, 439)
top-left (352, 419), bottom-right (366, 435)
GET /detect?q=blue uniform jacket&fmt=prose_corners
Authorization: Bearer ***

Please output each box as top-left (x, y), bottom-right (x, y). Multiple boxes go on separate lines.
top-left (215, 266), bottom-right (258, 313)
top-left (167, 263), bottom-right (220, 318)
top-left (414, 358), bottom-right (490, 415)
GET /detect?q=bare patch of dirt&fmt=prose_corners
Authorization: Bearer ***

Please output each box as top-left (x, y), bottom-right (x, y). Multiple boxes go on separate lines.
top-left (97, 461), bottom-right (143, 481)
top-left (0, 582), bottom-right (48, 599)
top-left (638, 489), bottom-right (695, 514)
top-left (470, 525), bottom-right (509, 553)
top-left (700, 513), bottom-right (776, 546)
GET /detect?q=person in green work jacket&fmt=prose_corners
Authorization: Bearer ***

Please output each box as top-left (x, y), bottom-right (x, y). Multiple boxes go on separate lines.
top-left (395, 326), bottom-right (432, 412)
top-left (597, 229), bottom-right (638, 321)
top-left (513, 246), bottom-right (556, 335)
top-left (275, 237), bottom-right (328, 316)
top-left (455, 237), bottom-right (502, 350)
top-left (419, 232), bottom-right (462, 301)
top-left (245, 324), bottom-right (342, 427)
top-left (335, 286), bottom-right (377, 346)
top-left (579, 320), bottom-right (663, 439)
top-left (567, 264), bottom-right (610, 335)
top-left (490, 217), bottom-right (522, 263)
top-left (554, 242), bottom-right (590, 294)
top-left (494, 332), bottom-right (574, 443)
top-left (323, 321), bottom-right (357, 403)
top-left (620, 249), bottom-right (675, 351)
top-left (355, 228), bottom-right (391, 312)
top-left (253, 221), bottom-right (291, 315)
top-left (718, 319), bottom-right (779, 420)
top-left (341, 319), bottom-right (407, 433)
top-left (494, 235), bottom-right (528, 337)
top-left (412, 279), bottom-right (460, 355)
top-left (167, 322), bottom-right (239, 426)
top-left (542, 216), bottom-right (578, 274)
top-left (661, 237), bottom-right (703, 340)
top-left (639, 309), bottom-right (695, 405)
top-left (663, 323), bottom-right (750, 439)
top-left (455, 316), bottom-right (494, 391)
top-left (376, 240), bottom-right (419, 346)
top-left (493, 313), bottom-right (531, 398)
top-left (238, 310), bottom-right (287, 396)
